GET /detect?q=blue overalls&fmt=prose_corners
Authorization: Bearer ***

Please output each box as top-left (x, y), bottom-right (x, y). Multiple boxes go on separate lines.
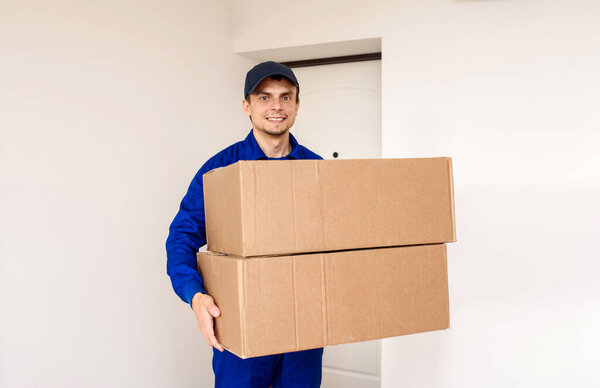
top-left (166, 130), bottom-right (323, 387)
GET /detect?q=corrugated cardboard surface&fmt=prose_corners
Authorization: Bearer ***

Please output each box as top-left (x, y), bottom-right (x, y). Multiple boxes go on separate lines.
top-left (197, 244), bottom-right (449, 359)
top-left (203, 158), bottom-right (456, 257)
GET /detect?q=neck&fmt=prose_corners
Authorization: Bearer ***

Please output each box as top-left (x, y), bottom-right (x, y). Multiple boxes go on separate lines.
top-left (252, 128), bottom-right (292, 158)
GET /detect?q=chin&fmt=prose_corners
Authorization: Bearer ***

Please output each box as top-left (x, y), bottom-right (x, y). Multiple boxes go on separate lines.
top-left (262, 127), bottom-right (288, 136)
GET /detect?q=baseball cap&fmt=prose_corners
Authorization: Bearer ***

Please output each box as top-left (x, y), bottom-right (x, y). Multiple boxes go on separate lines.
top-left (244, 61), bottom-right (299, 98)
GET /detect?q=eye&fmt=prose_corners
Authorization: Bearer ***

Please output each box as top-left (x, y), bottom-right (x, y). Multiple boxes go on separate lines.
top-left (260, 96), bottom-right (268, 101)
top-left (283, 96), bottom-right (290, 101)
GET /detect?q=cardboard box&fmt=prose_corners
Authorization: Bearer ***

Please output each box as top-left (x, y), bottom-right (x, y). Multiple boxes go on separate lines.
top-left (203, 158), bottom-right (455, 257)
top-left (197, 244), bottom-right (449, 358)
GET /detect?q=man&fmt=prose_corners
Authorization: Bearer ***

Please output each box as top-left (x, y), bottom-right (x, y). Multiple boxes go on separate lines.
top-left (166, 61), bottom-right (323, 388)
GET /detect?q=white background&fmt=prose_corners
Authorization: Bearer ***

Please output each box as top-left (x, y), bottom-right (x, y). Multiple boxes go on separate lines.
top-left (1, 1), bottom-right (253, 387)
top-left (2, 0), bottom-right (599, 387)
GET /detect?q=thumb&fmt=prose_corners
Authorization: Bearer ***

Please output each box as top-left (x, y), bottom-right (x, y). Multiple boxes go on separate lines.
top-left (210, 306), bottom-right (221, 318)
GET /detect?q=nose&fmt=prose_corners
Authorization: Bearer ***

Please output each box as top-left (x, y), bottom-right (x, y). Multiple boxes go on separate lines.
top-left (271, 98), bottom-right (282, 110)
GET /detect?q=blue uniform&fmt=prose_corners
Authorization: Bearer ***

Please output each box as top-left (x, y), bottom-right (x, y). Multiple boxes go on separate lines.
top-left (166, 129), bottom-right (323, 387)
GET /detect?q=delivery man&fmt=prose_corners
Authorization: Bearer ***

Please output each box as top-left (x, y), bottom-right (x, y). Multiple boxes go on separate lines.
top-left (166, 61), bottom-right (323, 388)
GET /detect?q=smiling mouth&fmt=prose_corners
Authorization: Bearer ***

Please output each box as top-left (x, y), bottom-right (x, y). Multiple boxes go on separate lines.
top-left (266, 117), bottom-right (285, 122)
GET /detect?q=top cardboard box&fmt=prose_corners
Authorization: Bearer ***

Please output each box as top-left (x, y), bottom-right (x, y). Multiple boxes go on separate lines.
top-left (203, 158), bottom-right (455, 257)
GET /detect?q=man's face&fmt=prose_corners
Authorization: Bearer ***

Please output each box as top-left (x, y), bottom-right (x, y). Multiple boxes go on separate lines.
top-left (242, 77), bottom-right (299, 137)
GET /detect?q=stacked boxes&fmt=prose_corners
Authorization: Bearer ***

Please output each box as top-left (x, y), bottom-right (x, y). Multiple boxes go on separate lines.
top-left (197, 158), bottom-right (456, 358)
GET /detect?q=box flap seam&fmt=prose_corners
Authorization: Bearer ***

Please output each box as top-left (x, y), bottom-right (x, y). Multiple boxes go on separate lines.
top-left (290, 163), bottom-right (298, 252)
top-left (321, 254), bottom-right (328, 347)
top-left (239, 259), bottom-right (246, 357)
top-left (292, 257), bottom-right (300, 351)
top-left (316, 161), bottom-right (326, 249)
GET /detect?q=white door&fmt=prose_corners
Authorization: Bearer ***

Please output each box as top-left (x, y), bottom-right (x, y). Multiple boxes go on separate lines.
top-left (291, 60), bottom-right (382, 388)
top-left (292, 60), bottom-right (381, 160)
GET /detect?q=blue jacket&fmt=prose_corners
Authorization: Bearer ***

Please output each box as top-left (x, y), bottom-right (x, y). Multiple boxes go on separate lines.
top-left (166, 130), bottom-right (322, 305)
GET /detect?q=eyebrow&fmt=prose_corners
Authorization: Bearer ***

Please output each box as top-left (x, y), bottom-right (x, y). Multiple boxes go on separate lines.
top-left (256, 89), bottom-right (293, 96)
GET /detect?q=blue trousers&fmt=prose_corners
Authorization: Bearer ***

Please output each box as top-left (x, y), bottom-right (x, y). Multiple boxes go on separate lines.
top-left (212, 348), bottom-right (323, 388)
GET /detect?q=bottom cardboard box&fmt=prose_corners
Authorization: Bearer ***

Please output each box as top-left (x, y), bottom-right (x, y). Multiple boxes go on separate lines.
top-left (197, 244), bottom-right (449, 359)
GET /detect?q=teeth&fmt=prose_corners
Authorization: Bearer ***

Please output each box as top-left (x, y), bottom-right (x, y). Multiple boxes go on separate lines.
top-left (267, 118), bottom-right (284, 121)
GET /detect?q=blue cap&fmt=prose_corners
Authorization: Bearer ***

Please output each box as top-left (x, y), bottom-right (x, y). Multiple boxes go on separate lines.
top-left (244, 61), bottom-right (299, 98)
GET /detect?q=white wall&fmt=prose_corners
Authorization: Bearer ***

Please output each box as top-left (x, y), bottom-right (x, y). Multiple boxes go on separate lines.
top-left (232, 0), bottom-right (600, 387)
top-left (0, 1), bottom-right (254, 387)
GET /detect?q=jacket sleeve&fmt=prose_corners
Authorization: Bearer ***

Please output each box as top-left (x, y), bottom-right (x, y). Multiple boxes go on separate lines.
top-left (166, 163), bottom-right (211, 306)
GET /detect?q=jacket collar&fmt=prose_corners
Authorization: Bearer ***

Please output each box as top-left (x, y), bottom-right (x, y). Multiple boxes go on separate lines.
top-left (243, 129), bottom-right (300, 160)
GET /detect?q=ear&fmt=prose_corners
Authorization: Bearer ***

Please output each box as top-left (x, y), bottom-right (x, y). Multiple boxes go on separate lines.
top-left (242, 98), bottom-right (251, 117)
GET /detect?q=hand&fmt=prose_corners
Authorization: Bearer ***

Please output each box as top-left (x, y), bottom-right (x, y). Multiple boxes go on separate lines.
top-left (191, 292), bottom-right (224, 352)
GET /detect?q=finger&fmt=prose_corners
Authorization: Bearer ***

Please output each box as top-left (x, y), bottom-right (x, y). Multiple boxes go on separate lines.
top-left (200, 316), bottom-right (223, 352)
top-left (193, 307), bottom-right (206, 329)
top-left (199, 310), bottom-right (216, 336)
top-left (207, 333), bottom-right (224, 352)
top-left (203, 297), bottom-right (221, 318)
top-left (199, 309), bottom-right (215, 333)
